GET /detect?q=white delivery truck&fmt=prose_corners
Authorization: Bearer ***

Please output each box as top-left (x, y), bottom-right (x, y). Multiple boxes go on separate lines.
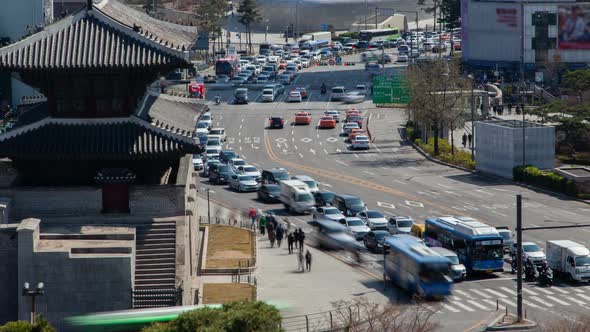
top-left (546, 240), bottom-right (590, 282)
top-left (279, 180), bottom-right (315, 214)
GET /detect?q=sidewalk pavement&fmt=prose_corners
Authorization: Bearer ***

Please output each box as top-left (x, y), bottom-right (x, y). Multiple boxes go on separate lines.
top-left (255, 234), bottom-right (394, 317)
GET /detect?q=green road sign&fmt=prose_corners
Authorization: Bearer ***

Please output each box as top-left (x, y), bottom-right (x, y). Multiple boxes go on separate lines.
top-left (372, 75), bottom-right (409, 104)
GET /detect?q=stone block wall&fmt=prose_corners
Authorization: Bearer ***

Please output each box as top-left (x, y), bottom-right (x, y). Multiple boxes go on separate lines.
top-left (0, 228), bottom-right (18, 324)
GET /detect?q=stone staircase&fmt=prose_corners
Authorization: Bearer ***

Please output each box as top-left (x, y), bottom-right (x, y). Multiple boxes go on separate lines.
top-left (133, 221), bottom-right (178, 308)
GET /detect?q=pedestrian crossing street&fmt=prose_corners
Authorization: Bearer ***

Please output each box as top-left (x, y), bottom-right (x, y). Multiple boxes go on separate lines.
top-left (435, 284), bottom-right (590, 314)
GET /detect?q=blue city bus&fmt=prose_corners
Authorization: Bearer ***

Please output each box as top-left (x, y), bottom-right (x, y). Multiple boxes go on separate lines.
top-left (424, 216), bottom-right (504, 274)
top-left (384, 235), bottom-right (453, 298)
top-left (300, 40), bottom-right (330, 51)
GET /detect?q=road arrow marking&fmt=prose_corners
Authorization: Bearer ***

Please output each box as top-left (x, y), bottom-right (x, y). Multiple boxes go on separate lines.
top-left (327, 137), bottom-right (338, 143)
top-left (300, 137), bottom-right (312, 143)
top-left (405, 201), bottom-right (424, 208)
top-left (377, 201), bottom-right (396, 209)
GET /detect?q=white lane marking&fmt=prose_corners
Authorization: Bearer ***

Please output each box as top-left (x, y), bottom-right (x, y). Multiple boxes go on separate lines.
top-left (298, 153), bottom-right (304, 158)
top-left (483, 289), bottom-right (507, 298)
top-left (239, 146), bottom-right (242, 151)
top-left (474, 189), bottom-right (494, 196)
top-left (377, 201), bottom-right (396, 209)
top-left (320, 183), bottom-right (333, 188)
top-left (427, 190), bottom-right (440, 196)
top-left (417, 191), bottom-right (436, 198)
top-left (437, 183), bottom-right (453, 189)
top-left (309, 149), bottom-right (316, 155)
top-left (522, 288), bottom-right (539, 296)
top-left (294, 145), bottom-right (298, 150)
top-left (577, 294), bottom-right (590, 301)
top-left (499, 287), bottom-right (515, 296)
top-left (372, 144), bottom-right (381, 153)
top-left (529, 296), bottom-right (553, 307)
top-left (319, 141), bottom-right (323, 145)
top-left (482, 299), bottom-right (498, 307)
top-left (449, 301), bottom-right (475, 312)
top-left (408, 166), bottom-right (420, 171)
top-left (316, 133), bottom-right (320, 138)
top-left (454, 289), bottom-right (474, 299)
top-left (238, 132), bottom-right (241, 137)
top-left (522, 300), bottom-right (541, 309)
top-left (354, 153), bottom-right (359, 159)
top-left (363, 170), bottom-right (375, 176)
top-left (335, 160), bottom-right (349, 166)
top-left (444, 190), bottom-right (462, 196)
top-left (466, 300), bottom-right (490, 310)
top-left (498, 298), bottom-right (517, 307)
top-left (546, 296), bottom-right (570, 306)
top-left (441, 303), bottom-right (460, 313)
top-left (239, 124), bottom-right (243, 129)
top-left (562, 210), bottom-right (577, 216)
top-left (393, 180), bottom-right (406, 185)
top-left (491, 211), bottom-right (508, 217)
top-left (336, 148), bottom-right (342, 153)
top-left (405, 201), bottom-right (424, 207)
top-left (573, 288), bottom-right (585, 293)
top-left (567, 297), bottom-right (586, 306)
top-left (241, 118), bottom-right (244, 122)
top-left (292, 137), bottom-right (295, 142)
top-left (323, 149), bottom-right (329, 154)
top-left (534, 287), bottom-right (554, 295)
top-left (551, 287), bottom-right (568, 294)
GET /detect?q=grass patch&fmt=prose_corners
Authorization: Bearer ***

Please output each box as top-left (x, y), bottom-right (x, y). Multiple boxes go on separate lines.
top-left (206, 225), bottom-right (253, 269)
top-left (201, 283), bottom-right (256, 304)
top-left (415, 137), bottom-right (476, 170)
top-left (556, 153), bottom-right (590, 166)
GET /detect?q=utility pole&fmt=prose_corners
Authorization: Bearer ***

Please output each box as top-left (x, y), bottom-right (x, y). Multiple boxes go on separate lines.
top-left (375, 7), bottom-right (379, 29)
top-left (469, 75), bottom-right (475, 160)
top-left (516, 194), bottom-right (523, 322)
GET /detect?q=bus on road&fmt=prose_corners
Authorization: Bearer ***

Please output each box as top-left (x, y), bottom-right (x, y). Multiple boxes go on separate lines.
top-left (300, 40), bottom-right (330, 51)
top-left (215, 55), bottom-right (240, 78)
top-left (359, 28), bottom-right (401, 42)
top-left (424, 216), bottom-right (504, 275)
top-left (384, 234), bottom-right (453, 298)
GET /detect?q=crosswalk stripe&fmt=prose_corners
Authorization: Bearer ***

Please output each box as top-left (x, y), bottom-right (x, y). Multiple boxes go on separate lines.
top-left (449, 301), bottom-right (475, 312)
top-left (551, 287), bottom-right (569, 294)
top-left (454, 289), bottom-right (475, 299)
top-left (566, 297), bottom-right (586, 306)
top-left (534, 287), bottom-right (554, 295)
top-left (449, 296), bottom-right (462, 301)
top-left (499, 287), bottom-right (516, 296)
top-left (522, 288), bottom-right (540, 296)
top-left (577, 294), bottom-right (590, 301)
top-left (442, 303), bottom-right (460, 313)
top-left (546, 296), bottom-right (570, 306)
top-left (470, 289), bottom-right (492, 298)
top-left (483, 288), bottom-right (507, 298)
top-left (573, 288), bottom-right (585, 293)
top-left (498, 298), bottom-right (517, 307)
top-left (530, 296), bottom-right (554, 307)
top-left (522, 300), bottom-right (541, 309)
top-left (467, 300), bottom-right (490, 310)
top-left (482, 299), bottom-right (499, 308)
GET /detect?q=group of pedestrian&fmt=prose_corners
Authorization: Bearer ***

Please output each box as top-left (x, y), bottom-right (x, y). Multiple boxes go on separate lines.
top-left (287, 228), bottom-right (305, 254)
top-left (298, 249), bottom-right (312, 272)
top-left (461, 133), bottom-right (473, 148)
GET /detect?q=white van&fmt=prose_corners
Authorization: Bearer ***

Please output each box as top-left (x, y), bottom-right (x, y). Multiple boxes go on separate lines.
top-left (330, 86), bottom-right (346, 101)
top-left (261, 88), bottom-right (275, 102)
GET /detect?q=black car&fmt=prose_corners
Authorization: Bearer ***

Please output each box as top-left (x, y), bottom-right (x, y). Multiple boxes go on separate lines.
top-left (332, 194), bottom-right (367, 217)
top-left (209, 164), bottom-right (234, 184)
top-left (219, 150), bottom-right (239, 164)
top-left (261, 168), bottom-right (290, 184)
top-left (269, 117), bottom-right (285, 129)
top-left (313, 191), bottom-right (335, 207)
top-left (363, 231), bottom-right (391, 252)
top-left (257, 184), bottom-right (281, 203)
top-left (233, 88), bottom-right (249, 104)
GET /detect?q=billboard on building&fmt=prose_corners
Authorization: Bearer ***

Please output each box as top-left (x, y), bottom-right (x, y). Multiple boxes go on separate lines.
top-left (558, 4), bottom-right (590, 49)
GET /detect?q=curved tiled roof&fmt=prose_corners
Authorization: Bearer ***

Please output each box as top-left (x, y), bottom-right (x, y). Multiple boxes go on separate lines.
top-left (0, 2), bottom-right (190, 70)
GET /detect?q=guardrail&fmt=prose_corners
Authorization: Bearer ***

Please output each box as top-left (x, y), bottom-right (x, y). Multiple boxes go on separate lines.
top-left (281, 304), bottom-right (361, 332)
top-left (198, 215), bottom-right (255, 231)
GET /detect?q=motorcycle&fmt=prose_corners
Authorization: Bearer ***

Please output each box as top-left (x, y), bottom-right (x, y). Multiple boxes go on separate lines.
top-left (320, 85), bottom-right (327, 95)
top-left (538, 268), bottom-right (553, 287)
top-left (524, 260), bottom-right (538, 282)
top-left (214, 95), bottom-right (221, 105)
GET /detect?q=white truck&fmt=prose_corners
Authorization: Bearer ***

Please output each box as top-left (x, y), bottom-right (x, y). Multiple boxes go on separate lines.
top-left (299, 31), bottom-right (332, 43)
top-left (279, 180), bottom-right (315, 214)
top-left (546, 240), bottom-right (590, 282)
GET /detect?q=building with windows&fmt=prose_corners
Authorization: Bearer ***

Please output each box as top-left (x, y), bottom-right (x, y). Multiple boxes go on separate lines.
top-left (461, 0), bottom-right (590, 79)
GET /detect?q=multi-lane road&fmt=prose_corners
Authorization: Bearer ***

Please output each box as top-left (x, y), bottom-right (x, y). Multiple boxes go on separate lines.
top-left (197, 56), bottom-right (590, 330)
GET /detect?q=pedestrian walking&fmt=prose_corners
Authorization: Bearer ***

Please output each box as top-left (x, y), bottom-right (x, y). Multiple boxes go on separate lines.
top-left (298, 228), bottom-right (305, 252)
top-left (298, 250), bottom-right (305, 272)
top-left (287, 233), bottom-right (294, 254)
top-left (248, 207), bottom-right (256, 228)
top-left (282, 217), bottom-right (291, 236)
top-left (268, 226), bottom-right (276, 248)
top-left (259, 215), bottom-right (267, 235)
top-left (293, 229), bottom-right (300, 249)
top-left (305, 250), bottom-right (312, 272)
top-left (276, 226), bottom-right (284, 248)
top-left (461, 133), bottom-right (467, 148)
top-left (467, 134), bottom-right (473, 147)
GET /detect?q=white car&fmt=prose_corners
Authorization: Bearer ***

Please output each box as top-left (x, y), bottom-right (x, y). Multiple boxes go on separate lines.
top-left (342, 91), bottom-right (365, 104)
top-left (351, 135), bottom-right (370, 150)
top-left (300, 58), bottom-right (310, 68)
top-left (339, 217), bottom-right (371, 240)
top-left (228, 158), bottom-right (247, 172)
top-left (229, 174), bottom-right (260, 192)
top-left (342, 122), bottom-right (360, 135)
top-left (236, 165), bottom-right (261, 182)
top-left (205, 138), bottom-right (222, 153)
top-left (357, 210), bottom-right (388, 230)
top-left (313, 206), bottom-right (346, 222)
top-left (261, 88), bottom-right (275, 102)
top-left (330, 86), bottom-right (346, 101)
top-left (208, 128), bottom-right (226, 142)
top-left (288, 91), bottom-right (302, 102)
top-left (397, 54), bottom-right (409, 62)
top-left (324, 110), bottom-right (340, 122)
top-left (291, 175), bottom-right (319, 193)
top-left (355, 85), bottom-right (368, 95)
top-left (202, 148), bottom-right (220, 160)
top-left (387, 216), bottom-right (414, 234)
top-left (192, 155), bottom-right (204, 171)
top-left (195, 122), bottom-right (209, 135)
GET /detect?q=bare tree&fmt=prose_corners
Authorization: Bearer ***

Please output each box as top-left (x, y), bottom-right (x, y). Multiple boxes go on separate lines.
top-left (405, 59), bottom-right (470, 155)
top-left (538, 315), bottom-right (590, 332)
top-left (330, 297), bottom-right (440, 332)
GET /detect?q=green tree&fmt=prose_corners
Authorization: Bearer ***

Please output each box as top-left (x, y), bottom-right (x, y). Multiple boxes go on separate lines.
top-left (0, 317), bottom-right (55, 332)
top-left (237, 0), bottom-right (262, 54)
top-left (562, 69), bottom-right (590, 94)
top-left (194, 0), bottom-right (227, 54)
top-left (142, 301), bottom-right (281, 332)
top-left (439, 0), bottom-right (460, 29)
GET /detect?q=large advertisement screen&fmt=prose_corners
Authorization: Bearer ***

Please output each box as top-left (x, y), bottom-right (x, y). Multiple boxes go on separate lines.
top-left (558, 4), bottom-right (590, 49)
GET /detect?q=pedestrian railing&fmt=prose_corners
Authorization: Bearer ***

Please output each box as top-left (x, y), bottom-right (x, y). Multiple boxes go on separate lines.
top-left (198, 215), bottom-right (255, 231)
top-left (281, 304), bottom-right (362, 332)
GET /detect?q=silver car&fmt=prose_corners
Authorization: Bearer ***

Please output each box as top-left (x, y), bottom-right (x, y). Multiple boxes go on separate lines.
top-left (313, 206), bottom-right (346, 222)
top-left (387, 216), bottom-right (414, 234)
top-left (229, 174), bottom-right (260, 192)
top-left (339, 217), bottom-right (371, 240)
top-left (357, 210), bottom-right (388, 230)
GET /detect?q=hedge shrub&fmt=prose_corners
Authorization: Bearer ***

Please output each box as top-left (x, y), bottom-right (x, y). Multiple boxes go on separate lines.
top-left (513, 165), bottom-right (578, 196)
top-left (415, 137), bottom-right (475, 170)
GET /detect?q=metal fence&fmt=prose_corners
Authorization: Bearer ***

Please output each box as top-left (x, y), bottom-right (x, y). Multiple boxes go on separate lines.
top-left (198, 215), bottom-right (255, 231)
top-left (281, 304), bottom-right (362, 332)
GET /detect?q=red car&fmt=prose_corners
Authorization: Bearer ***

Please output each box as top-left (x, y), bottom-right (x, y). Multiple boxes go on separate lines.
top-left (347, 115), bottom-right (363, 127)
top-left (295, 111), bottom-right (311, 125)
top-left (345, 109), bottom-right (361, 119)
top-left (319, 116), bottom-right (336, 129)
top-left (293, 87), bottom-right (308, 98)
top-left (349, 129), bottom-right (366, 140)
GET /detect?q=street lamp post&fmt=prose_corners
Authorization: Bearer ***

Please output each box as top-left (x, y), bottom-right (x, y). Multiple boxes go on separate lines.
top-left (204, 188), bottom-right (211, 224)
top-left (22, 282), bottom-right (44, 324)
